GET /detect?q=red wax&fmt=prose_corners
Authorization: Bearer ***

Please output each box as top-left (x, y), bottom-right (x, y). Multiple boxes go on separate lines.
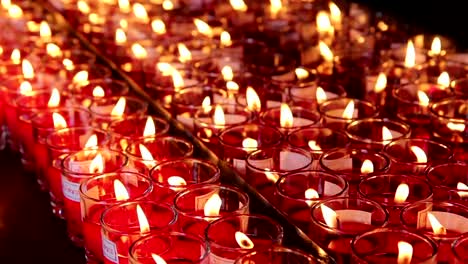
top-left (83, 205), bottom-right (106, 261)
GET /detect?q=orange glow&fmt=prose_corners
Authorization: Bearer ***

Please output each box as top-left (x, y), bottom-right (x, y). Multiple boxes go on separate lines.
top-left (194, 19), bottom-right (213, 38)
top-left (265, 169), bottom-right (279, 183)
top-left (246, 87), bottom-right (261, 112)
top-left (139, 143), bottom-right (155, 161)
top-left (202, 96), bottom-right (212, 113)
top-left (221, 65), bottom-right (234, 81)
top-left (92, 86), bottom-right (105, 98)
top-left (226, 81), bottom-right (239, 92)
top-left (213, 105), bottom-right (226, 126)
top-left (133, 3), bottom-right (149, 23)
top-left (294, 67), bottom-right (309, 80)
top-left (404, 40), bottom-right (416, 68)
top-left (157, 62), bottom-right (174, 76)
top-left (204, 193), bottom-right (222, 217)
top-left (118, 0), bottom-right (131, 13)
top-left (151, 19), bottom-right (166, 34)
top-left (143, 116), bottom-right (156, 137)
top-left (77, 0), bottom-right (90, 14)
top-left (47, 88), bottom-right (61, 108)
top-left (230, 0), bottom-right (247, 12)
top-left (360, 159), bottom-right (374, 174)
top-left (242, 137), bottom-right (258, 151)
top-left (11, 49), bottom-right (20, 64)
top-left (410, 146), bottom-right (428, 163)
top-left (22, 59), bottom-right (34, 79)
top-left (63, 59), bottom-right (74, 71)
top-left (46, 43), bottom-right (62, 58)
top-left (131, 43), bottom-right (148, 59)
top-left (111, 97), bottom-right (126, 117)
top-left (457, 182), bottom-right (468, 198)
top-left (437, 72), bottom-right (450, 88)
top-left (328, 2), bottom-right (342, 25)
top-left (447, 122), bottom-right (466, 132)
top-left (394, 183), bottom-right (410, 204)
top-left (321, 204), bottom-right (338, 228)
top-left (280, 103), bottom-right (294, 128)
top-left (397, 241), bottom-right (413, 264)
top-left (73, 70), bottom-right (89, 86)
top-left (235, 231), bottom-right (254, 249)
top-left (316, 11), bottom-right (333, 35)
top-left (39, 21), bottom-right (52, 43)
top-left (19, 81), bottom-right (33, 96)
top-left (177, 43), bottom-right (192, 63)
top-left (89, 153), bottom-right (104, 173)
top-left (115, 28), bottom-right (127, 44)
top-left (114, 179), bottom-right (130, 201)
top-left (269, 0), bottom-right (282, 18)
top-left (171, 69), bottom-right (185, 91)
top-left (374, 73), bottom-right (387, 93)
top-left (162, 0), bottom-right (174, 10)
top-left (8, 4), bottom-right (23, 18)
top-left (1, 0), bottom-right (11, 9)
top-left (52, 113), bottom-right (67, 130)
top-left (220, 31), bottom-right (232, 47)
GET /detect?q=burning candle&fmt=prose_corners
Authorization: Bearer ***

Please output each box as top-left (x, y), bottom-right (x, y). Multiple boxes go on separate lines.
top-left (89, 96), bottom-right (148, 129)
top-left (67, 78), bottom-right (130, 108)
top-left (149, 158), bottom-right (220, 203)
top-left (173, 184), bottom-right (249, 237)
top-left (205, 214), bottom-right (283, 263)
top-left (289, 82), bottom-right (346, 112)
top-left (79, 172), bottom-right (153, 262)
top-left (233, 246), bottom-right (320, 264)
top-left (426, 163), bottom-right (468, 205)
top-left (260, 104), bottom-right (321, 134)
top-left (319, 98), bottom-right (378, 130)
top-left (101, 201), bottom-right (177, 264)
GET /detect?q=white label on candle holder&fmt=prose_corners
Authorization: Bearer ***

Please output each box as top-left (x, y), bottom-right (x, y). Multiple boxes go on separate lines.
top-left (176, 113), bottom-right (194, 130)
top-left (209, 253), bottom-right (234, 264)
top-left (324, 181), bottom-right (343, 196)
top-left (420, 211), bottom-right (468, 233)
top-left (62, 176), bottom-right (81, 202)
top-left (335, 209), bottom-right (372, 225)
top-left (102, 233), bottom-right (119, 263)
top-left (195, 190), bottom-right (219, 212)
top-left (279, 151), bottom-right (310, 171)
top-left (233, 159), bottom-right (246, 174)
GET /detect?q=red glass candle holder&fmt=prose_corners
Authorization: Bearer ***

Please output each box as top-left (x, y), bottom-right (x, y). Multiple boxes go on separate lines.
top-left (67, 78), bottom-right (130, 108)
top-left (270, 66), bottom-right (319, 90)
top-left (393, 82), bottom-right (453, 138)
top-left (125, 136), bottom-right (194, 175)
top-left (101, 201), bottom-right (177, 264)
top-left (351, 228), bottom-right (437, 263)
top-left (194, 104), bottom-right (251, 153)
top-left (248, 52), bottom-right (297, 78)
top-left (453, 233), bottom-right (468, 264)
top-left (174, 184), bottom-right (249, 237)
top-left (290, 81), bottom-right (347, 111)
top-left (345, 118), bottom-right (411, 151)
top-left (218, 123), bottom-right (283, 175)
top-left (31, 107), bottom-right (92, 192)
top-left (234, 246), bottom-right (321, 264)
top-left (275, 170), bottom-right (348, 232)
top-left (46, 127), bottom-right (109, 217)
top-left (358, 174), bottom-right (433, 225)
top-left (149, 158), bottom-right (220, 203)
top-left (80, 172), bottom-right (154, 262)
top-left (89, 96), bottom-right (148, 129)
top-left (310, 197), bottom-right (389, 263)
top-left (259, 106), bottom-right (321, 134)
top-left (384, 138), bottom-right (452, 175)
top-left (401, 201), bottom-right (468, 263)
top-left (320, 148), bottom-right (390, 194)
top-left (246, 147), bottom-right (313, 201)
top-left (172, 87), bottom-right (228, 130)
top-left (426, 162), bottom-right (468, 206)
top-left (193, 56), bottom-right (246, 84)
top-left (108, 115), bottom-right (170, 151)
top-left (61, 148), bottom-right (128, 245)
top-left (318, 98), bottom-right (378, 130)
top-left (129, 232), bottom-right (209, 264)
top-left (430, 98), bottom-right (468, 162)
top-left (287, 127), bottom-right (349, 167)
top-left (205, 214), bottom-right (283, 263)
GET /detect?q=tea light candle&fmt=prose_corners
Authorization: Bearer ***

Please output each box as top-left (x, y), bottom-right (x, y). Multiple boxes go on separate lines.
top-left (233, 246), bottom-right (320, 264)
top-left (426, 163), bottom-right (468, 205)
top-left (89, 96), bottom-right (148, 130)
top-left (289, 82), bottom-right (346, 111)
top-left (260, 104), bottom-right (321, 134)
top-left (319, 98), bottom-right (378, 130)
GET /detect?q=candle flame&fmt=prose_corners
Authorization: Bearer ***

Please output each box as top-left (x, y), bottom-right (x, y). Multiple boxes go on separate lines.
top-left (457, 182), bottom-right (468, 198)
top-left (22, 59), bottom-right (34, 79)
top-left (131, 43), bottom-right (148, 60)
top-left (342, 101), bottom-right (355, 119)
top-left (427, 212), bottom-right (447, 235)
top-left (235, 231), bottom-right (254, 249)
top-left (39, 21), bottom-right (52, 42)
top-left (213, 105), bottom-right (226, 126)
top-left (264, 169), bottom-right (279, 183)
top-left (47, 88), bottom-right (61, 108)
top-left (410, 146), bottom-right (428, 163)
top-left (143, 116), bottom-right (156, 137)
top-left (156, 62), bottom-right (174, 76)
top-left (11, 49), bottom-right (20, 64)
top-left (360, 159), bottom-right (374, 174)
top-left (89, 153), bottom-right (104, 173)
top-left (316, 87), bottom-right (328, 105)
top-left (194, 19), bottom-right (213, 38)
top-left (280, 103), bottom-right (294, 128)
top-left (92, 86), bottom-right (105, 98)
top-left (167, 176), bottom-right (187, 186)
top-left (151, 19), bottom-right (166, 34)
top-left (52, 113), bottom-right (67, 129)
top-left (377, 21), bottom-right (389, 31)
top-left (319, 41), bottom-right (334, 62)
top-left (308, 140), bottom-right (322, 151)
top-left (447, 122), bottom-right (466, 132)
top-left (220, 31), bottom-right (232, 47)
top-left (162, 0), bottom-right (174, 10)
top-left (204, 193), bottom-right (222, 217)
top-left (374, 72), bottom-right (387, 93)
top-left (404, 40), bottom-right (416, 68)
top-left (246, 87), bottom-right (261, 112)
top-left (114, 179), bottom-right (130, 201)
top-left (115, 28), bottom-right (127, 44)
top-left (111, 97), bottom-right (126, 117)
top-left (230, 0), bottom-right (247, 11)
top-left (1, 0), bottom-right (11, 9)
top-left (305, 188), bottom-right (319, 206)
top-left (269, 0), bottom-right (282, 18)
top-left (151, 254), bottom-right (167, 264)
top-left (222, 65), bottom-right (234, 81)
top-left (437, 72), bottom-right (450, 88)
top-left (397, 241), bottom-right (413, 264)
top-left (118, 0), bottom-right (130, 12)
top-left (394, 183), bottom-right (410, 203)
top-left (294, 67), bottom-right (309, 80)
top-left (382, 126), bottom-right (393, 143)
top-left (171, 69), bottom-right (185, 91)
top-left (202, 96), bottom-right (212, 113)
top-left (321, 204), bottom-right (338, 228)
top-left (417, 91), bottom-right (430, 107)
top-left (133, 3), bottom-right (149, 23)
top-left (46, 43), bottom-right (62, 58)
top-left (136, 204), bottom-right (151, 234)
top-left (226, 81), bottom-right (239, 92)
top-left (73, 70), bottom-right (89, 86)
top-left (77, 0), bottom-right (90, 14)
top-left (19, 81), bottom-right (33, 96)
top-left (177, 43), bottom-right (192, 63)
top-left (139, 143), bottom-right (155, 162)
top-left (84, 134), bottom-right (98, 148)
top-left (242, 137), bottom-right (258, 150)
top-left (430, 37), bottom-right (441, 56)
top-left (63, 59), bottom-right (74, 71)
top-left (8, 4), bottom-right (22, 18)
top-left (316, 11), bottom-right (334, 35)
top-left (328, 2), bottom-right (342, 25)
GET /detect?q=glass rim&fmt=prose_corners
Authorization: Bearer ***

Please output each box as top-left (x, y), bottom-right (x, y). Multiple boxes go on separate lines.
top-left (318, 97), bottom-right (378, 121)
top-left (426, 162), bottom-right (468, 188)
top-left (45, 126), bottom-right (109, 151)
top-left (430, 97), bottom-right (468, 121)
top-left (88, 95), bottom-right (148, 117)
top-left (108, 115), bottom-right (170, 137)
top-left (383, 138), bottom-right (453, 165)
top-left (246, 146), bottom-right (313, 173)
top-left (259, 105), bottom-right (321, 130)
top-left (345, 118), bottom-right (411, 145)
top-left (218, 123), bottom-right (284, 149)
top-left (61, 148), bottom-right (128, 177)
top-left (319, 147), bottom-right (391, 175)
top-left (124, 135), bottom-right (194, 162)
top-left (233, 245), bottom-right (317, 264)
top-left (286, 127), bottom-right (349, 152)
top-left (452, 233), bottom-right (468, 262)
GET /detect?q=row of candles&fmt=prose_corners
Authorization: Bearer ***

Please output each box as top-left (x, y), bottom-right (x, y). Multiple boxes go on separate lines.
top-left (1, 0), bottom-right (468, 263)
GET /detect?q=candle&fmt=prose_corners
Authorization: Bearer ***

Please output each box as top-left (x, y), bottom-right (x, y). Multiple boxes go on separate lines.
top-left (233, 246), bottom-right (319, 264)
top-left (66, 78), bottom-right (130, 108)
top-left (89, 96), bottom-right (148, 130)
top-left (319, 98), bottom-right (378, 130)
top-left (426, 163), bottom-right (468, 205)
top-left (259, 104), bottom-right (321, 134)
